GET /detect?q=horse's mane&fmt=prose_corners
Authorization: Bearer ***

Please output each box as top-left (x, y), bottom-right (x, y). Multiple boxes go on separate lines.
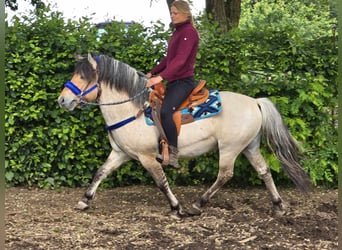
top-left (98, 55), bottom-right (148, 107)
top-left (75, 54), bottom-right (148, 107)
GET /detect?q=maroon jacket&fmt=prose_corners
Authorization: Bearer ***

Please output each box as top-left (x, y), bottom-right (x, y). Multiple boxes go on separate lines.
top-left (150, 20), bottom-right (199, 83)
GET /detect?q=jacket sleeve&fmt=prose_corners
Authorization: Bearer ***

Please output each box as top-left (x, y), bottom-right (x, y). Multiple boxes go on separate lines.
top-left (150, 57), bottom-right (167, 75)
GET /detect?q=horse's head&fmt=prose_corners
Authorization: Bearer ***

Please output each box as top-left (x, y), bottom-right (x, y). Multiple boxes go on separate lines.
top-left (58, 53), bottom-right (100, 111)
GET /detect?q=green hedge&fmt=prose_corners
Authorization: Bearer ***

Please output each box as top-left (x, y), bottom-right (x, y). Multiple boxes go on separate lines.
top-left (5, 1), bottom-right (337, 189)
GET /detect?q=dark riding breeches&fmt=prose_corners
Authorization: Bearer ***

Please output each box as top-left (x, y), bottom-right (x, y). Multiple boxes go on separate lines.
top-left (160, 77), bottom-right (196, 148)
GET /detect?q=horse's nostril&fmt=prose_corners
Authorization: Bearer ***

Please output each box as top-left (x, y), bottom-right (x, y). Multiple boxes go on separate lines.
top-left (58, 96), bottom-right (65, 107)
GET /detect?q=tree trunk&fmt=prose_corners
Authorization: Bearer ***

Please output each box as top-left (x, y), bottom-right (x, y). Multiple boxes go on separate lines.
top-left (206, 0), bottom-right (241, 33)
top-left (166, 0), bottom-right (173, 13)
top-left (163, 0), bottom-right (241, 33)
top-left (226, 0), bottom-right (241, 30)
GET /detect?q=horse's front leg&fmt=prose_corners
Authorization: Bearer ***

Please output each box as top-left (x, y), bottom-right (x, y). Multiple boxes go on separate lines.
top-left (77, 149), bottom-right (131, 210)
top-left (140, 156), bottom-right (186, 219)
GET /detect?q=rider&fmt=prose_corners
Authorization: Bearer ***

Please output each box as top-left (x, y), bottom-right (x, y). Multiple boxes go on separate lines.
top-left (146, 0), bottom-right (199, 168)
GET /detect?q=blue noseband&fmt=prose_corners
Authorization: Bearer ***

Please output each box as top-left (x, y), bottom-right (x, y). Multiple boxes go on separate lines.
top-left (64, 80), bottom-right (98, 97)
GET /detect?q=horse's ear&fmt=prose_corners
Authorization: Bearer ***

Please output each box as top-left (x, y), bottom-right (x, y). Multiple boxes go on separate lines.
top-left (88, 53), bottom-right (97, 70)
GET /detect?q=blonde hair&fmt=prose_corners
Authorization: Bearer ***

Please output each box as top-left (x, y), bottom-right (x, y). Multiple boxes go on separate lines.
top-left (171, 0), bottom-right (194, 23)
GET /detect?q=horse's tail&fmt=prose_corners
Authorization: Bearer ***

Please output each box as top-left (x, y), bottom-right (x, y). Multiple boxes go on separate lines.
top-left (257, 97), bottom-right (312, 193)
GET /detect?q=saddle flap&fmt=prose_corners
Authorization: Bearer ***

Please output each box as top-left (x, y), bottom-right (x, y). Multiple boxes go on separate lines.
top-left (192, 80), bottom-right (206, 95)
top-left (153, 82), bottom-right (166, 96)
top-left (178, 80), bottom-right (209, 110)
top-left (149, 82), bottom-right (165, 109)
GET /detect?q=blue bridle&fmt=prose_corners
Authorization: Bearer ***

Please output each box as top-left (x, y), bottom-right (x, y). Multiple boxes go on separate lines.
top-left (64, 81), bottom-right (98, 97)
top-left (64, 80), bottom-right (99, 105)
top-left (63, 55), bottom-right (147, 130)
top-left (64, 55), bottom-right (100, 104)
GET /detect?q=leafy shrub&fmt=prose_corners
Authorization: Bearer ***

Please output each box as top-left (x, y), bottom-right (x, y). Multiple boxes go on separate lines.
top-left (5, 1), bottom-right (337, 189)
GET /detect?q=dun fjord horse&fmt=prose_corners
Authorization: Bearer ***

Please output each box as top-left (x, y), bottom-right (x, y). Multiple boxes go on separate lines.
top-left (58, 53), bottom-right (311, 218)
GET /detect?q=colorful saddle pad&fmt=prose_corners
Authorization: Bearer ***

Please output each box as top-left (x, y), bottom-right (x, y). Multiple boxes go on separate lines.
top-left (144, 89), bottom-right (222, 126)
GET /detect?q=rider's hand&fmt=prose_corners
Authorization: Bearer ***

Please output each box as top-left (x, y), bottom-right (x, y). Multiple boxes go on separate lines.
top-left (146, 75), bottom-right (163, 88)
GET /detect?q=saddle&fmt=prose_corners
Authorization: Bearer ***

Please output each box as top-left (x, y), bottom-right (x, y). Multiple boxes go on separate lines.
top-left (149, 80), bottom-right (209, 135)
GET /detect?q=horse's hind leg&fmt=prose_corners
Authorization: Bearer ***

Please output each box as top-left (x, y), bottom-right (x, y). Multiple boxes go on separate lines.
top-left (77, 149), bottom-right (130, 210)
top-left (189, 152), bottom-right (236, 216)
top-left (243, 135), bottom-right (285, 214)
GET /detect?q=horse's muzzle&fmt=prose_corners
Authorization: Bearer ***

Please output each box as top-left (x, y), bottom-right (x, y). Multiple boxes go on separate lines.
top-left (58, 95), bottom-right (78, 111)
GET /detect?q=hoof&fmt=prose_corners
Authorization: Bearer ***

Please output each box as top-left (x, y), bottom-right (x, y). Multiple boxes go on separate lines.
top-left (187, 205), bottom-right (202, 216)
top-left (167, 210), bottom-right (183, 220)
top-left (272, 207), bottom-right (286, 217)
top-left (76, 201), bottom-right (89, 210)
top-left (272, 201), bottom-right (288, 217)
top-left (167, 206), bottom-right (189, 220)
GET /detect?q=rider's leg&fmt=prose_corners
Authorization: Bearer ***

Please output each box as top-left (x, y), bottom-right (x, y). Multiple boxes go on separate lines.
top-left (158, 77), bottom-right (196, 168)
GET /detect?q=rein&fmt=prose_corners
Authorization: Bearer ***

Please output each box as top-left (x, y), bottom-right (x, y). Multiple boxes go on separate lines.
top-left (81, 87), bottom-right (149, 106)
top-left (64, 79), bottom-right (149, 107)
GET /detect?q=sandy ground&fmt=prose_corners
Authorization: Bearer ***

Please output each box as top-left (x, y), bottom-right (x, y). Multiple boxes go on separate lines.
top-left (5, 185), bottom-right (337, 249)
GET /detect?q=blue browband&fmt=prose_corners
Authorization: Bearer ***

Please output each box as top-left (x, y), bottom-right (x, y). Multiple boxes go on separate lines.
top-left (94, 56), bottom-right (100, 64)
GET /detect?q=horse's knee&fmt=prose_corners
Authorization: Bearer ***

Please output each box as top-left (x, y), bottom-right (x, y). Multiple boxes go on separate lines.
top-left (223, 172), bottom-right (234, 183)
top-left (259, 167), bottom-right (272, 180)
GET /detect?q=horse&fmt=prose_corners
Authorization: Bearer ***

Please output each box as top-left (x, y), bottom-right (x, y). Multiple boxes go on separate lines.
top-left (58, 53), bottom-right (311, 218)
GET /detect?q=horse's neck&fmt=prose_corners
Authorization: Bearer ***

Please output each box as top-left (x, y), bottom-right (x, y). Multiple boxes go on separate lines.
top-left (98, 85), bottom-right (140, 123)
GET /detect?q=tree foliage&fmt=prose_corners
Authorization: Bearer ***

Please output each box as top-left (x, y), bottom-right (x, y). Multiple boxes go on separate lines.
top-left (5, 0), bottom-right (337, 189)
top-left (5, 0), bottom-right (45, 11)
